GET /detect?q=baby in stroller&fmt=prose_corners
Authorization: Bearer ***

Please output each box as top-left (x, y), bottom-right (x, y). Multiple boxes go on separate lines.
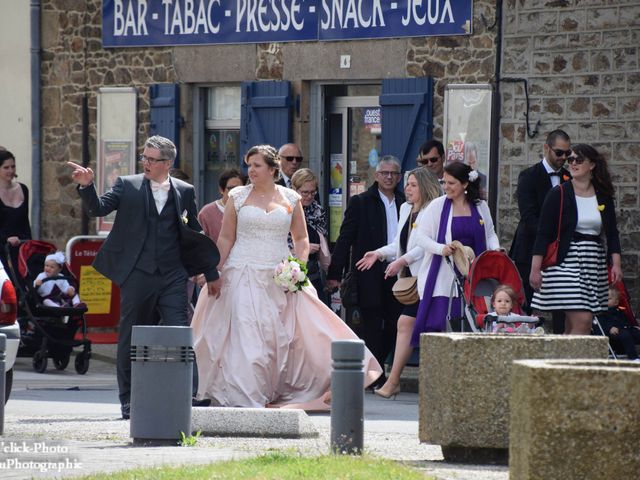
top-left (485, 285), bottom-right (543, 334)
top-left (34, 251), bottom-right (85, 309)
top-left (597, 286), bottom-right (640, 361)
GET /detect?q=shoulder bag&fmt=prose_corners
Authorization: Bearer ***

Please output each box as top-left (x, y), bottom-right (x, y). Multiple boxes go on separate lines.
top-left (541, 184), bottom-right (563, 270)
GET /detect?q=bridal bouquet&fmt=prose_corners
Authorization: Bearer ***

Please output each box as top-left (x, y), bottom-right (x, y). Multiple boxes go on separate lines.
top-left (274, 256), bottom-right (309, 293)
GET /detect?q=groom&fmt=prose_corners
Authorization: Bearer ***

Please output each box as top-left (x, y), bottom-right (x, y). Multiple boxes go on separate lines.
top-left (68, 135), bottom-right (221, 419)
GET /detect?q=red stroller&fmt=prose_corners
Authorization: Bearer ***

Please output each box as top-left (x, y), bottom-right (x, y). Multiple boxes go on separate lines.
top-left (10, 240), bottom-right (91, 374)
top-left (448, 250), bottom-right (538, 333)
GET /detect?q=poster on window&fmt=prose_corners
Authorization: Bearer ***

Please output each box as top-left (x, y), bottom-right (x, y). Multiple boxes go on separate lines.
top-left (443, 84), bottom-right (493, 201)
top-left (97, 87), bottom-right (137, 234)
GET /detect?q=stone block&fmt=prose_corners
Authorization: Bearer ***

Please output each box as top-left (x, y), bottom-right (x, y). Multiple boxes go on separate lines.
top-left (418, 333), bottom-right (608, 463)
top-left (192, 407), bottom-right (319, 439)
top-left (510, 359), bottom-right (640, 480)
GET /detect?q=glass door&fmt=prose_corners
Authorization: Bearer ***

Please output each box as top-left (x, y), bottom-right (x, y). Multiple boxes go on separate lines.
top-left (326, 96), bottom-right (381, 244)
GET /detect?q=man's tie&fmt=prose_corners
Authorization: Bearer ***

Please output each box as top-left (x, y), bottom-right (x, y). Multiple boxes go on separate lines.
top-left (548, 171), bottom-right (561, 177)
top-left (150, 179), bottom-right (171, 192)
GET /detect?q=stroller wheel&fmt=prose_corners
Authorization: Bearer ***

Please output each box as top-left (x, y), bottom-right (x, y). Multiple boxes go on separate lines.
top-left (53, 353), bottom-right (70, 371)
top-left (33, 351), bottom-right (48, 373)
top-left (75, 351), bottom-right (90, 375)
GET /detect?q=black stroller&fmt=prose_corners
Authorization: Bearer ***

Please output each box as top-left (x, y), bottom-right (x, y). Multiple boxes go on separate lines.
top-left (7, 240), bottom-right (91, 374)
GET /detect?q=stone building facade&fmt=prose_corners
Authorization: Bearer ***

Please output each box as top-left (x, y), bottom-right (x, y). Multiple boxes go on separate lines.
top-left (499, 0), bottom-right (640, 298)
top-left (38, 0), bottom-right (640, 301)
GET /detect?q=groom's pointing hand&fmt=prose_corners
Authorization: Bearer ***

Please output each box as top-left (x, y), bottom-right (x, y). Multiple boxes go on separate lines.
top-left (67, 161), bottom-right (95, 187)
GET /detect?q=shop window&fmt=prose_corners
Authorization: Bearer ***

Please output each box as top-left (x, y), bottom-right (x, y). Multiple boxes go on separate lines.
top-left (204, 86), bottom-right (241, 204)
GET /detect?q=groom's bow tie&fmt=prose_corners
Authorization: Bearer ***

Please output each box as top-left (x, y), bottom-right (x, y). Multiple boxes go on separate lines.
top-left (150, 179), bottom-right (170, 192)
top-left (548, 171), bottom-right (561, 177)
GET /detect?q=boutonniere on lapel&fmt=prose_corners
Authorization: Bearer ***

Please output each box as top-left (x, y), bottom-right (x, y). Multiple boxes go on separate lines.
top-left (562, 174), bottom-right (570, 182)
top-left (412, 222), bottom-right (417, 229)
top-left (479, 219), bottom-right (485, 225)
top-left (181, 209), bottom-right (189, 224)
top-left (597, 204), bottom-right (605, 212)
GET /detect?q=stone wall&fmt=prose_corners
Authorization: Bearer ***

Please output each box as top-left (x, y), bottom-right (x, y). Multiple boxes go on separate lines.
top-left (40, 0), bottom-right (176, 243)
top-left (499, 0), bottom-right (640, 301)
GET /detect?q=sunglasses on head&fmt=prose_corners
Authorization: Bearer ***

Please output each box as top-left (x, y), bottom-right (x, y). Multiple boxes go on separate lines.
top-left (418, 156), bottom-right (441, 165)
top-left (549, 147), bottom-right (572, 158)
top-left (281, 156), bottom-right (303, 163)
top-left (566, 155), bottom-right (585, 165)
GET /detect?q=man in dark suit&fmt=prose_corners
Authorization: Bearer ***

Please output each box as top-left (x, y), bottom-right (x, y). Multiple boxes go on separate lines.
top-left (276, 143), bottom-right (303, 188)
top-left (68, 135), bottom-right (221, 419)
top-left (326, 156), bottom-right (405, 387)
top-left (509, 129), bottom-right (571, 332)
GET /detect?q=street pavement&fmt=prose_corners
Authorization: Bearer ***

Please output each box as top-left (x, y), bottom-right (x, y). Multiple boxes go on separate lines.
top-left (1, 349), bottom-right (508, 480)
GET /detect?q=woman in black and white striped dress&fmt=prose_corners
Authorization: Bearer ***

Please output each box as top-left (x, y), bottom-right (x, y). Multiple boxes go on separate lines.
top-left (529, 144), bottom-right (622, 334)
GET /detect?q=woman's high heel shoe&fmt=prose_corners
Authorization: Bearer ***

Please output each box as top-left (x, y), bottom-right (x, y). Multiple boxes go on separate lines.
top-left (374, 383), bottom-right (401, 400)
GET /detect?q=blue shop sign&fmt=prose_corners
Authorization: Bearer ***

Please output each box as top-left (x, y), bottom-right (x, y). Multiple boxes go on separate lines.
top-left (103, 0), bottom-right (472, 47)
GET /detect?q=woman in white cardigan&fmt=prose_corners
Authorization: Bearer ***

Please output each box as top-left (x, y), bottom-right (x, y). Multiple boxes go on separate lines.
top-left (412, 162), bottom-right (500, 344)
top-left (356, 168), bottom-right (442, 399)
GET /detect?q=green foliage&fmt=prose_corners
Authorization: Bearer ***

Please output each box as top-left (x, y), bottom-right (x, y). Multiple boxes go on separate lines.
top-left (179, 430), bottom-right (202, 447)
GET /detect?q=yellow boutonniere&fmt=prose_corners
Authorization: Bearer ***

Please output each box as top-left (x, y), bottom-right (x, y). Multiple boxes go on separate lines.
top-left (597, 204), bottom-right (605, 212)
top-left (479, 219), bottom-right (485, 225)
top-left (412, 222), bottom-right (417, 229)
top-left (181, 209), bottom-right (189, 224)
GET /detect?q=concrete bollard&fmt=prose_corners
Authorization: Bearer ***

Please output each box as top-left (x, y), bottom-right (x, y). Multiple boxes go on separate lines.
top-left (130, 326), bottom-right (193, 445)
top-left (330, 340), bottom-right (364, 455)
top-left (0, 334), bottom-right (5, 435)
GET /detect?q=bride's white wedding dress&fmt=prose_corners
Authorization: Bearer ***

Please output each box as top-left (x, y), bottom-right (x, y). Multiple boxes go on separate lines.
top-left (192, 184), bottom-right (382, 410)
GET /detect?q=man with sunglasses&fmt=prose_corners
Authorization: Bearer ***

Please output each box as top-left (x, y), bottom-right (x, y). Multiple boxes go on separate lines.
top-left (277, 143), bottom-right (304, 189)
top-left (68, 135), bottom-right (221, 419)
top-left (417, 140), bottom-right (445, 181)
top-left (509, 129), bottom-right (571, 332)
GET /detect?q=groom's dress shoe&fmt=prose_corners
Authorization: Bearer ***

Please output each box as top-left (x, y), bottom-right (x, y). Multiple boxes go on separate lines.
top-left (121, 403), bottom-right (130, 420)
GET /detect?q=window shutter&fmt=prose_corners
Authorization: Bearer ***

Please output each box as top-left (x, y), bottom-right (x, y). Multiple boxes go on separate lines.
top-left (379, 78), bottom-right (434, 172)
top-left (150, 84), bottom-right (180, 166)
top-left (240, 81), bottom-right (292, 161)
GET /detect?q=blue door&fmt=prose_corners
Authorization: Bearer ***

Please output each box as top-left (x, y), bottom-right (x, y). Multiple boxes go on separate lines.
top-left (240, 81), bottom-right (292, 161)
top-left (149, 84), bottom-right (180, 166)
top-left (379, 78), bottom-right (434, 172)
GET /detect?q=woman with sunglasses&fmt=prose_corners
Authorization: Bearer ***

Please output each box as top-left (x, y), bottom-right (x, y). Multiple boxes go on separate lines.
top-left (530, 144), bottom-right (621, 334)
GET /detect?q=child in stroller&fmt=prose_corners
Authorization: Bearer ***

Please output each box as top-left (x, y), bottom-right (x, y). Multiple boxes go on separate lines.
top-left (12, 240), bottom-right (91, 374)
top-left (34, 251), bottom-right (86, 309)
top-left (596, 286), bottom-right (640, 361)
top-left (484, 284), bottom-right (542, 334)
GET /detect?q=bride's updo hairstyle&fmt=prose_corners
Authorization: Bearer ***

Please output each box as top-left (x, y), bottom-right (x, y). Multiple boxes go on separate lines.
top-left (444, 161), bottom-right (481, 204)
top-left (244, 145), bottom-right (280, 180)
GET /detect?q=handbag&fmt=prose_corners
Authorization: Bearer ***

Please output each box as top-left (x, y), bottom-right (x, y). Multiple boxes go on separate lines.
top-left (541, 184), bottom-right (564, 270)
top-left (340, 269), bottom-right (358, 308)
top-left (392, 276), bottom-right (419, 305)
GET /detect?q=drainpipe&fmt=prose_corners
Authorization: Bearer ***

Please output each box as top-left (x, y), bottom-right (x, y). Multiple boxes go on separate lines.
top-left (30, 0), bottom-right (41, 239)
top-left (488, 0), bottom-right (503, 220)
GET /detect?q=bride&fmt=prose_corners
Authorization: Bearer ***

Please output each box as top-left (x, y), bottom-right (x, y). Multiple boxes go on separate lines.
top-left (192, 145), bottom-right (382, 410)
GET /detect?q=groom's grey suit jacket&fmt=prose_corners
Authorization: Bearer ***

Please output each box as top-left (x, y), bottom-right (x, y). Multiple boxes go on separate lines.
top-left (78, 174), bottom-right (219, 286)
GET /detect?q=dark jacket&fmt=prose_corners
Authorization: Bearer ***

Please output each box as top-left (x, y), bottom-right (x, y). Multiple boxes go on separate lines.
top-left (532, 181), bottom-right (621, 265)
top-left (509, 161), bottom-right (570, 263)
top-left (78, 175), bottom-right (220, 286)
top-left (327, 182), bottom-right (405, 308)
top-left (598, 307), bottom-right (630, 334)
